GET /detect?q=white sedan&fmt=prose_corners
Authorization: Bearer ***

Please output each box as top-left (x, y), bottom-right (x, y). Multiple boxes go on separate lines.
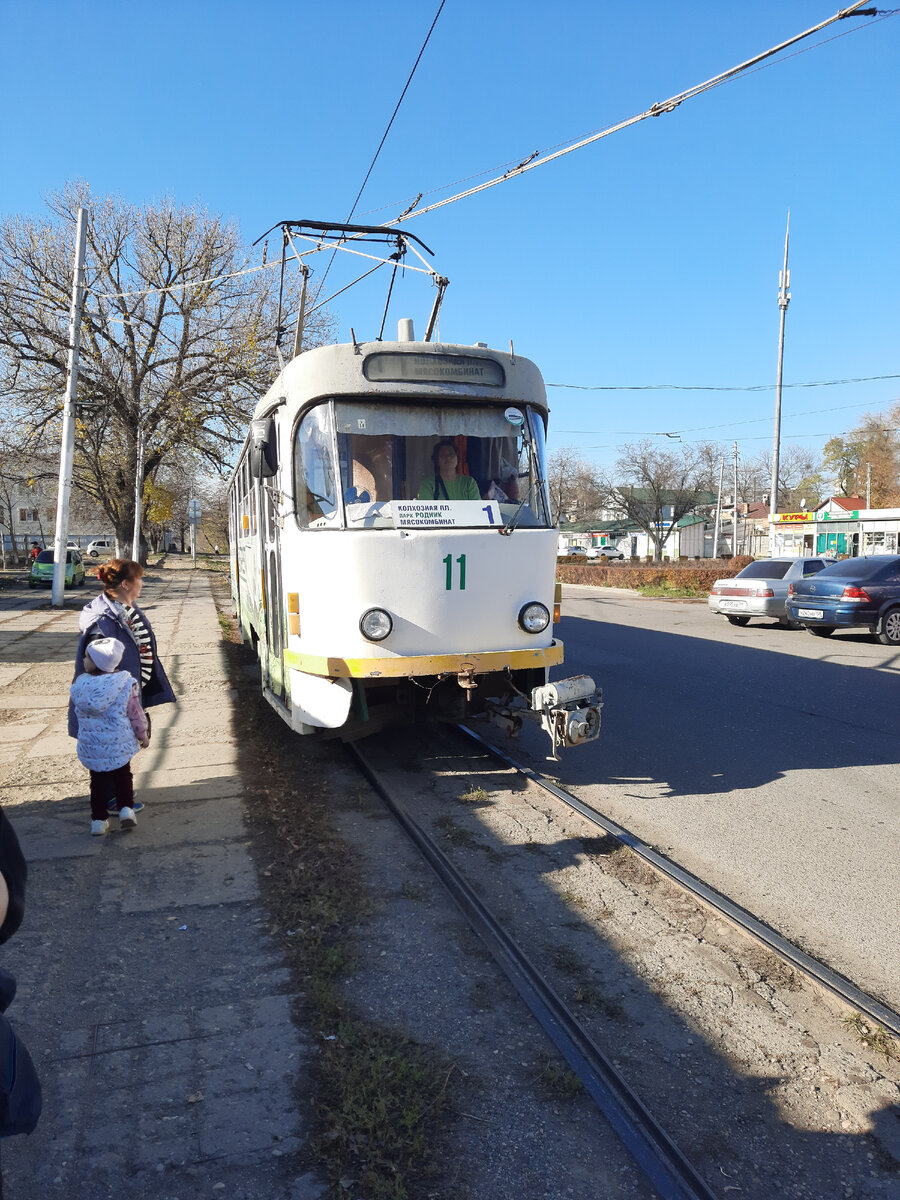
top-left (708, 557), bottom-right (828, 626)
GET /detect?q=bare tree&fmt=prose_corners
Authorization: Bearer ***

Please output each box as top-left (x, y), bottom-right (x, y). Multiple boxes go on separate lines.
top-left (608, 439), bottom-right (711, 560)
top-left (546, 447), bottom-right (608, 524)
top-left (756, 445), bottom-right (825, 510)
top-left (0, 181), bottom-right (333, 554)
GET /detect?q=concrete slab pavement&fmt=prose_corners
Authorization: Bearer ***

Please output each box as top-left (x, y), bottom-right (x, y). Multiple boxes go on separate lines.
top-left (0, 562), bottom-right (322, 1199)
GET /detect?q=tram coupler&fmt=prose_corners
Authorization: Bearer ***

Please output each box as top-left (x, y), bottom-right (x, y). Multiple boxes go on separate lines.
top-left (456, 664), bottom-right (478, 699)
top-left (530, 675), bottom-right (602, 760)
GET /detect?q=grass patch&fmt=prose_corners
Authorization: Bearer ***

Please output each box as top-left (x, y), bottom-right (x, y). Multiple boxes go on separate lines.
top-left (638, 583), bottom-right (705, 598)
top-left (544, 943), bottom-right (585, 978)
top-left (842, 1013), bottom-right (897, 1059)
top-left (315, 1026), bottom-right (453, 1198)
top-left (534, 1057), bottom-right (583, 1100)
top-left (557, 887), bottom-right (586, 910)
top-left (210, 577), bottom-right (453, 1198)
top-left (572, 983), bottom-right (627, 1021)
top-left (433, 814), bottom-right (479, 849)
top-left (458, 784), bottom-right (489, 804)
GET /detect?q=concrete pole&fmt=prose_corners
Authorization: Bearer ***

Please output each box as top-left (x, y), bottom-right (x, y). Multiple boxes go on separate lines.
top-left (131, 426), bottom-right (144, 562)
top-left (712, 457), bottom-right (725, 559)
top-left (769, 213), bottom-right (791, 532)
top-left (732, 440), bottom-right (738, 556)
top-left (52, 208), bottom-right (88, 607)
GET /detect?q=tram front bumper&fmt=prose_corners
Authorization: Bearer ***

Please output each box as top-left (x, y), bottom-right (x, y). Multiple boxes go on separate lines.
top-left (283, 641), bottom-right (564, 679)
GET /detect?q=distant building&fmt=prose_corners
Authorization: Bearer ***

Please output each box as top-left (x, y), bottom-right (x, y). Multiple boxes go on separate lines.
top-left (771, 498), bottom-right (900, 557)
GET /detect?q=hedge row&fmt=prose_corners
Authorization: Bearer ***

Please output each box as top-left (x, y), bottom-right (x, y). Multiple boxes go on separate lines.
top-left (556, 555), bottom-right (754, 590)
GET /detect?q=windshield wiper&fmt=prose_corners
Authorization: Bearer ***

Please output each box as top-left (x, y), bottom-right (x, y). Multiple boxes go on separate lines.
top-left (500, 478), bottom-right (540, 535)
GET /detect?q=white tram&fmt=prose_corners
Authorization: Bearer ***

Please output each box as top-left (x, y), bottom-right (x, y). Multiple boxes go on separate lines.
top-left (228, 319), bottom-right (601, 757)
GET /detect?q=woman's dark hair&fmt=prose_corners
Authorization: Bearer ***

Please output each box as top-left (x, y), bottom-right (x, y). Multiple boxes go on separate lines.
top-left (98, 558), bottom-right (144, 592)
top-left (431, 439), bottom-right (459, 468)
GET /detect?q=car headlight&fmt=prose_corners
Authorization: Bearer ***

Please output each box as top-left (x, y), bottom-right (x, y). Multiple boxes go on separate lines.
top-left (359, 607), bottom-right (393, 641)
top-left (518, 601), bottom-right (550, 634)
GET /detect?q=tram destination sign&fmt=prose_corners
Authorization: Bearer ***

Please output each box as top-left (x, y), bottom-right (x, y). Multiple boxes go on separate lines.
top-left (394, 500), bottom-right (502, 528)
top-left (363, 352), bottom-right (505, 386)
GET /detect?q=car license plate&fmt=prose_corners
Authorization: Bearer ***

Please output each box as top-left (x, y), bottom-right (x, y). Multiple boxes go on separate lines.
top-left (719, 600), bottom-right (746, 611)
top-left (797, 608), bottom-right (824, 619)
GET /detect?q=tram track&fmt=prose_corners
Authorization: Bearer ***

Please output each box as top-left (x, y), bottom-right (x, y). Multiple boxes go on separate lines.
top-left (458, 724), bottom-right (900, 1042)
top-left (348, 737), bottom-right (720, 1200)
top-left (345, 724), bottom-right (900, 1200)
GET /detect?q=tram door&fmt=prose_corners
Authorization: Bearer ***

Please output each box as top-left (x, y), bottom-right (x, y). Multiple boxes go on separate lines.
top-left (261, 485), bottom-right (286, 701)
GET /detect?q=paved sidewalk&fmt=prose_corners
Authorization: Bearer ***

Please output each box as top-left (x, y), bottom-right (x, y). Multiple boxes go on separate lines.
top-left (0, 562), bottom-right (321, 1199)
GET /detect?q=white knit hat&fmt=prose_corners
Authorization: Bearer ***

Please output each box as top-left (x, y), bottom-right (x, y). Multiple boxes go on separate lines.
top-left (86, 637), bottom-right (125, 673)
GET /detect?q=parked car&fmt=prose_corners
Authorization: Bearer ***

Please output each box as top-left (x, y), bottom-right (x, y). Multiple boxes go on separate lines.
top-left (786, 555), bottom-right (900, 644)
top-left (29, 549), bottom-right (86, 588)
top-left (556, 546), bottom-right (583, 557)
top-left (86, 538), bottom-right (114, 558)
top-left (586, 545), bottom-right (625, 560)
top-left (708, 557), bottom-right (828, 626)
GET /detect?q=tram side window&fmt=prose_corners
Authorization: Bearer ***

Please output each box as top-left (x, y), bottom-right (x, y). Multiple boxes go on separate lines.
top-left (294, 405), bottom-right (339, 529)
top-left (240, 458), bottom-right (252, 537)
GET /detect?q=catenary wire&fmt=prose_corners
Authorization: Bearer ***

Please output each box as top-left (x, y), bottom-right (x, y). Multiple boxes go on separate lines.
top-left (315, 0), bottom-right (446, 300)
top-left (77, 2), bottom-right (890, 306)
top-left (383, 2), bottom-right (886, 230)
top-left (549, 374), bottom-right (900, 393)
top-left (358, 8), bottom-right (897, 223)
top-left (556, 398), bottom-right (900, 438)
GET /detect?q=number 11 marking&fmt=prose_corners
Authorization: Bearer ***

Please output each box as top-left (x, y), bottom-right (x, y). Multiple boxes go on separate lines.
top-left (443, 553), bottom-right (467, 590)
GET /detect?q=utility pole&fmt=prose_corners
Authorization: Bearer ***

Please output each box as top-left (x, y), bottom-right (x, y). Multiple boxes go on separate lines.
top-left (712, 457), bottom-right (725, 559)
top-left (52, 208), bottom-right (87, 607)
top-left (131, 426), bottom-right (144, 562)
top-left (732, 440), bottom-right (738, 556)
top-left (769, 212), bottom-right (791, 529)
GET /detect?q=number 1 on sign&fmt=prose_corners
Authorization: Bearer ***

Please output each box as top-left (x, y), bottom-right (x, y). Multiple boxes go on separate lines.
top-left (443, 553), bottom-right (467, 590)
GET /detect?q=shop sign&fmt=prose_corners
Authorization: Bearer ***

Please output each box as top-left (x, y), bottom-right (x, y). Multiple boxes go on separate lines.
top-left (772, 512), bottom-right (812, 523)
top-left (818, 510), bottom-right (858, 521)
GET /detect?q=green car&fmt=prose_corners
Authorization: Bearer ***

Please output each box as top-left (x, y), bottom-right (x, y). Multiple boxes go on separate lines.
top-left (29, 549), bottom-right (86, 588)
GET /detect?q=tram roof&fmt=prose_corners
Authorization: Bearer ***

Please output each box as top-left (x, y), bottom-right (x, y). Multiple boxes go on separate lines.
top-left (252, 338), bottom-right (548, 420)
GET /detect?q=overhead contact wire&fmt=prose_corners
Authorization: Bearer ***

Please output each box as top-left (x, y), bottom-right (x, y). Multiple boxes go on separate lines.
top-left (315, 0), bottom-right (446, 299)
top-left (384, 1), bottom-right (882, 228)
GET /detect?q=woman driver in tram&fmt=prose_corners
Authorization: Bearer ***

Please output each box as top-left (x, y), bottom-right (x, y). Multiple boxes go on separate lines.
top-left (417, 440), bottom-right (480, 501)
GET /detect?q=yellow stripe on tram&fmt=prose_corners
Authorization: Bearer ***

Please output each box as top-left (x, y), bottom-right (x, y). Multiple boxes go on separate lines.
top-left (283, 642), bottom-right (565, 679)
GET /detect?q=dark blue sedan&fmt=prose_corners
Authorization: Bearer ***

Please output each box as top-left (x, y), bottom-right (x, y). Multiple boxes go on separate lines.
top-left (786, 555), bottom-right (900, 644)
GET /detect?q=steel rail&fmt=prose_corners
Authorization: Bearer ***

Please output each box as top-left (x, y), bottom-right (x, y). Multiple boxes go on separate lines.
top-left (459, 725), bottom-right (900, 1041)
top-left (347, 741), bottom-right (720, 1200)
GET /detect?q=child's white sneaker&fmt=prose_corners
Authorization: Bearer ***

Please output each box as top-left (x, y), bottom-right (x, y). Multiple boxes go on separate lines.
top-left (118, 807), bottom-right (137, 830)
top-left (90, 819), bottom-right (109, 836)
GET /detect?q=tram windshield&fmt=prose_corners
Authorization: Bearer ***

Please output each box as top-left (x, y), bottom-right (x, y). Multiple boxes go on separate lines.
top-left (293, 401), bottom-right (550, 530)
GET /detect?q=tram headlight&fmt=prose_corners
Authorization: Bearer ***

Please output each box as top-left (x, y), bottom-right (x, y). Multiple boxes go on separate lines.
top-left (518, 602), bottom-right (550, 634)
top-left (359, 607), bottom-right (393, 642)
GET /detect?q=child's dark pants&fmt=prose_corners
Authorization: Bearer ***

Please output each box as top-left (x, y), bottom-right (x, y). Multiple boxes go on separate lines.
top-left (89, 762), bottom-right (134, 820)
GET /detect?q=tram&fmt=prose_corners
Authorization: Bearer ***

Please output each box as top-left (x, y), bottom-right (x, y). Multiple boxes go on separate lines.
top-left (228, 226), bottom-right (600, 757)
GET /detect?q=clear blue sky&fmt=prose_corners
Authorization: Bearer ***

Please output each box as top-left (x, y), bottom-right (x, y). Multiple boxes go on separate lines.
top-left (2, 0), bottom-right (897, 473)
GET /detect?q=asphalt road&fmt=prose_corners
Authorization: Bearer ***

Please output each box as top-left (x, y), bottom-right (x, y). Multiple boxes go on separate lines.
top-left (506, 585), bottom-right (900, 1012)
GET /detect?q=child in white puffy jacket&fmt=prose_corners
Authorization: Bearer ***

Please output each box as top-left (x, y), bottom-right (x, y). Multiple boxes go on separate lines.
top-left (69, 637), bottom-right (150, 836)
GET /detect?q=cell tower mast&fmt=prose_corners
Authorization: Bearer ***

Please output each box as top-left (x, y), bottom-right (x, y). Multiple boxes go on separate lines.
top-left (769, 213), bottom-right (791, 524)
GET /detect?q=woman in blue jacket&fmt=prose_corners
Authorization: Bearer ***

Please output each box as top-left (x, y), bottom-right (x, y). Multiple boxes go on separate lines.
top-left (68, 559), bottom-right (175, 740)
